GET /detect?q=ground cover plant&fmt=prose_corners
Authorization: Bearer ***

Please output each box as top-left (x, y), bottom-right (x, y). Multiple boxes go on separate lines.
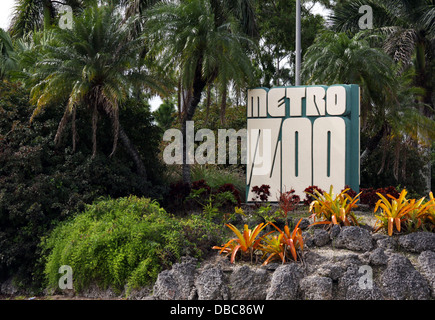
top-left (41, 196), bottom-right (223, 294)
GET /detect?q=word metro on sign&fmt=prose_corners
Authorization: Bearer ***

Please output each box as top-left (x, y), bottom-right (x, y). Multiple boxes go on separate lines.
top-left (247, 84), bottom-right (360, 202)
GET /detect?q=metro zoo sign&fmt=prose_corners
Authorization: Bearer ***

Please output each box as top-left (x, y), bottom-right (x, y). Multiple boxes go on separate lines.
top-left (247, 84), bottom-right (360, 202)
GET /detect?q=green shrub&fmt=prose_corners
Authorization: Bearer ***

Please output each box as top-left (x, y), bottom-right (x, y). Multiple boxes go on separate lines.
top-left (190, 165), bottom-right (245, 202)
top-left (0, 80), bottom-right (164, 289)
top-left (40, 196), bottom-right (222, 294)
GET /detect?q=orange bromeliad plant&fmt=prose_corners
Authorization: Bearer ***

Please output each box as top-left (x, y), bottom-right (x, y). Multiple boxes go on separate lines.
top-left (212, 223), bottom-right (271, 263)
top-left (426, 192), bottom-right (435, 230)
top-left (260, 218), bottom-right (304, 265)
top-left (307, 186), bottom-right (361, 227)
top-left (374, 189), bottom-right (416, 236)
top-left (403, 193), bottom-right (435, 232)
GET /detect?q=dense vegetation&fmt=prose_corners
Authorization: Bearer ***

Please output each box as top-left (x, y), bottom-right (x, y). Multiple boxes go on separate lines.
top-left (41, 196), bottom-right (223, 293)
top-left (0, 0), bottom-right (434, 295)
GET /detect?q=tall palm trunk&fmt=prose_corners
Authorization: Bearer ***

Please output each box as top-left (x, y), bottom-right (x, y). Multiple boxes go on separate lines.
top-left (204, 84), bottom-right (212, 125)
top-left (119, 124), bottom-right (147, 180)
top-left (414, 39), bottom-right (432, 192)
top-left (220, 84), bottom-right (227, 126)
top-left (181, 61), bottom-right (208, 185)
top-left (43, 0), bottom-right (53, 30)
top-left (360, 122), bottom-right (389, 167)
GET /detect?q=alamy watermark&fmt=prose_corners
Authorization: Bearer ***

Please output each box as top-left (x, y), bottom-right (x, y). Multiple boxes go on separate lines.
top-left (59, 5), bottom-right (74, 30)
top-left (358, 5), bottom-right (373, 30)
top-left (358, 265), bottom-right (373, 290)
top-left (58, 265), bottom-right (73, 290)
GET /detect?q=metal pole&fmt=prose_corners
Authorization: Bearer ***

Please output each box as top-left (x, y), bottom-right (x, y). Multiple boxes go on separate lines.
top-left (295, 0), bottom-right (301, 86)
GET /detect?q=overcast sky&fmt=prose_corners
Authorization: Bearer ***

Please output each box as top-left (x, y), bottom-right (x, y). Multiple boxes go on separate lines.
top-left (0, 0), bottom-right (15, 31)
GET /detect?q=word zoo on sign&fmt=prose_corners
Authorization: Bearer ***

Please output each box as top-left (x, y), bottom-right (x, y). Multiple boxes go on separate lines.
top-left (247, 84), bottom-right (360, 202)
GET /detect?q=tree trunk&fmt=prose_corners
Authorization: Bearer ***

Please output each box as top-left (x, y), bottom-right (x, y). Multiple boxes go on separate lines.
top-left (205, 84), bottom-right (211, 125)
top-left (181, 61), bottom-right (209, 185)
top-left (177, 77), bottom-right (182, 122)
top-left (43, 1), bottom-right (53, 31)
top-left (415, 40), bottom-right (433, 192)
top-left (360, 123), bottom-right (388, 167)
top-left (119, 124), bottom-right (147, 180)
top-left (220, 84), bottom-right (227, 126)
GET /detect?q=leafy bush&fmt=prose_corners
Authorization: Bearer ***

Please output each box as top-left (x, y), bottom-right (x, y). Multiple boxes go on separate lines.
top-left (169, 179), bottom-right (240, 216)
top-left (251, 184), bottom-right (271, 207)
top-left (41, 196), bottom-right (222, 293)
top-left (167, 181), bottom-right (191, 212)
top-left (191, 179), bottom-right (211, 196)
top-left (190, 165), bottom-right (246, 201)
top-left (0, 81), bottom-right (163, 289)
top-left (216, 183), bottom-right (242, 207)
top-left (277, 188), bottom-right (300, 218)
top-left (360, 186), bottom-right (400, 207)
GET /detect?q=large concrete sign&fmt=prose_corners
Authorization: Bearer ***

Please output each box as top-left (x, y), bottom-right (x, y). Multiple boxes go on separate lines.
top-left (247, 85), bottom-right (360, 202)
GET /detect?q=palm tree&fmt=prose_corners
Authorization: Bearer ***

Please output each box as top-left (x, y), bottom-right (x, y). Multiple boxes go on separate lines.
top-left (146, 0), bottom-right (255, 184)
top-left (331, 0), bottom-right (435, 190)
top-left (0, 29), bottom-right (18, 79)
top-left (302, 31), bottom-right (397, 129)
top-left (303, 30), bottom-right (435, 182)
top-left (331, 0), bottom-right (434, 115)
top-left (27, 5), bottom-right (164, 179)
top-left (153, 100), bottom-right (176, 132)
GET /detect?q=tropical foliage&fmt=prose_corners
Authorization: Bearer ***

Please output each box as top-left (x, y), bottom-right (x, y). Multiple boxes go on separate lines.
top-left (0, 0), bottom-right (434, 294)
top-left (145, 0), bottom-right (256, 184)
top-left (260, 218), bottom-right (305, 264)
top-left (374, 189), bottom-right (435, 235)
top-left (212, 222), bottom-right (270, 263)
top-left (307, 186), bottom-right (361, 227)
top-left (41, 196), bottom-right (223, 293)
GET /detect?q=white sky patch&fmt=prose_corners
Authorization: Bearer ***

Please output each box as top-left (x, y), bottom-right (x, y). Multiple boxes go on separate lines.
top-left (0, 0), bottom-right (15, 30)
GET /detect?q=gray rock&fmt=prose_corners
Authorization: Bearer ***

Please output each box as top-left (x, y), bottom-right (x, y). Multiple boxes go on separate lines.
top-left (334, 226), bottom-right (373, 251)
top-left (152, 257), bottom-right (197, 300)
top-left (359, 251), bottom-right (371, 265)
top-left (372, 233), bottom-right (387, 241)
top-left (229, 265), bottom-right (270, 300)
top-left (302, 231), bottom-right (314, 247)
top-left (298, 218), bottom-right (311, 230)
top-left (338, 264), bottom-right (383, 300)
top-left (195, 265), bottom-right (229, 300)
top-left (329, 224), bottom-right (341, 240)
top-left (317, 264), bottom-right (344, 281)
top-left (381, 254), bottom-right (430, 300)
top-left (398, 232), bottom-right (435, 253)
top-left (266, 264), bottom-right (303, 300)
top-left (376, 236), bottom-right (397, 250)
top-left (369, 248), bottom-right (389, 266)
top-left (80, 283), bottom-right (119, 299)
top-left (334, 253), bottom-right (363, 269)
top-left (300, 276), bottom-right (333, 300)
top-left (313, 229), bottom-right (330, 247)
top-left (0, 278), bottom-right (20, 296)
top-left (264, 263), bottom-right (280, 271)
top-left (302, 251), bottom-right (325, 266)
top-left (126, 286), bottom-right (153, 300)
top-left (417, 251), bottom-right (435, 298)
